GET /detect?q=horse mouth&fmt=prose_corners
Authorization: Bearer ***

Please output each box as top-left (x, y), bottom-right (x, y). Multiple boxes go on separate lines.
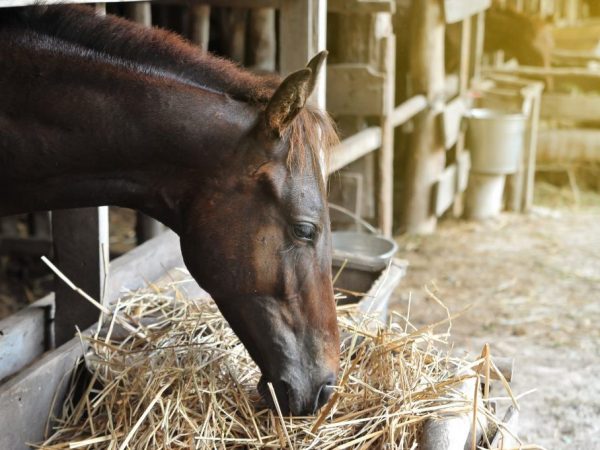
top-left (257, 375), bottom-right (291, 415)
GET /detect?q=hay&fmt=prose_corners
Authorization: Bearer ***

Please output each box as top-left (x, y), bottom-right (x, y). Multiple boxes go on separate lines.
top-left (37, 271), bottom-right (524, 450)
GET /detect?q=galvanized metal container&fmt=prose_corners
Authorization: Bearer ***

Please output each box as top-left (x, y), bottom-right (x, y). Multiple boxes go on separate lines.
top-left (466, 108), bottom-right (527, 174)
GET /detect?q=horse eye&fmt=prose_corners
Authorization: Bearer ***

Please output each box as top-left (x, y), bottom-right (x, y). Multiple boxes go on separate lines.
top-left (292, 222), bottom-right (317, 242)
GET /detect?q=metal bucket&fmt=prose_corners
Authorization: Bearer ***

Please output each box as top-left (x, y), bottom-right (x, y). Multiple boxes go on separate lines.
top-left (465, 173), bottom-right (506, 220)
top-left (466, 108), bottom-right (527, 174)
top-left (329, 204), bottom-right (398, 306)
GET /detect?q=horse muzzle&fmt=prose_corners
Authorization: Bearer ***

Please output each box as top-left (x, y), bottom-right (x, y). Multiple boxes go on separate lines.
top-left (258, 370), bottom-right (336, 416)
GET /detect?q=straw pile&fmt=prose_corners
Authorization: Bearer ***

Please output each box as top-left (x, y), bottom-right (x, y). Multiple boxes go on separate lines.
top-left (38, 270), bottom-right (520, 450)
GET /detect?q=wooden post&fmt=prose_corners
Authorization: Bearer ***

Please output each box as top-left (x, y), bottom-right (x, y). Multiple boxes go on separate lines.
top-left (218, 8), bottom-right (248, 64)
top-left (247, 8), bottom-right (276, 72)
top-left (94, 3), bottom-right (106, 15)
top-left (472, 12), bottom-right (486, 83)
top-left (280, 0), bottom-right (327, 107)
top-left (452, 15), bottom-right (472, 217)
top-left (52, 208), bottom-right (109, 346)
top-left (126, 2), bottom-right (152, 27)
top-left (398, 0), bottom-right (446, 234)
top-left (191, 5), bottom-right (211, 51)
top-left (377, 32), bottom-right (395, 236)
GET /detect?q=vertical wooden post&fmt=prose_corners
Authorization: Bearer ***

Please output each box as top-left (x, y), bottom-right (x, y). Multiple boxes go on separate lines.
top-left (247, 8), bottom-right (276, 72)
top-left (472, 12), bottom-right (486, 83)
top-left (127, 2), bottom-right (152, 28)
top-left (52, 208), bottom-right (109, 346)
top-left (524, 85), bottom-right (542, 210)
top-left (452, 15), bottom-right (472, 217)
top-left (377, 32), bottom-right (396, 236)
top-left (280, 0), bottom-right (327, 107)
top-left (398, 0), bottom-right (446, 234)
top-left (94, 3), bottom-right (106, 15)
top-left (191, 5), bottom-right (211, 51)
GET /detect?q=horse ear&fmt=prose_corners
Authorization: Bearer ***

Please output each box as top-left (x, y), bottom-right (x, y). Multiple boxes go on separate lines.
top-left (265, 68), bottom-right (312, 134)
top-left (305, 50), bottom-right (328, 97)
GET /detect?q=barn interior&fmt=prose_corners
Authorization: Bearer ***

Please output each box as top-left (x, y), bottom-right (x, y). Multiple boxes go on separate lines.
top-left (1, 0), bottom-right (599, 448)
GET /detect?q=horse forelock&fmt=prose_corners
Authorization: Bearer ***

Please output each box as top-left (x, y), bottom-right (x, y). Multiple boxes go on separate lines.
top-left (284, 107), bottom-right (339, 184)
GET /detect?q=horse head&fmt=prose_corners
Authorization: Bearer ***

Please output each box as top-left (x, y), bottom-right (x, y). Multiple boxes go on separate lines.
top-left (180, 52), bottom-right (340, 416)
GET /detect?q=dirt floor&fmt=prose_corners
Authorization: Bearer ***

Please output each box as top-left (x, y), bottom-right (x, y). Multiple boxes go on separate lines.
top-left (390, 183), bottom-right (600, 449)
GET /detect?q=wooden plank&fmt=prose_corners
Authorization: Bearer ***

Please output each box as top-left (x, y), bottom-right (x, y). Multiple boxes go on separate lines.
top-left (443, 96), bottom-right (467, 150)
top-left (328, 0), bottom-right (395, 14)
top-left (0, 295), bottom-right (54, 382)
top-left (433, 163), bottom-right (458, 217)
top-left (486, 65), bottom-right (600, 79)
top-left (280, 0), bottom-right (327, 107)
top-left (126, 2), bottom-right (152, 27)
top-left (377, 33), bottom-right (396, 236)
top-left (52, 208), bottom-right (109, 346)
top-left (390, 95), bottom-right (428, 127)
top-left (537, 128), bottom-right (600, 163)
top-left (398, 0), bottom-right (446, 234)
top-left (191, 4), bottom-right (211, 50)
top-left (541, 92), bottom-right (600, 121)
top-left (0, 236), bottom-right (52, 256)
top-left (444, 0), bottom-right (491, 24)
top-left (0, 232), bottom-right (184, 450)
top-left (0, 335), bottom-right (84, 450)
top-left (328, 127), bottom-right (382, 174)
top-left (326, 64), bottom-right (385, 116)
top-left (0, 0), bottom-right (139, 5)
top-left (247, 8), bottom-right (276, 72)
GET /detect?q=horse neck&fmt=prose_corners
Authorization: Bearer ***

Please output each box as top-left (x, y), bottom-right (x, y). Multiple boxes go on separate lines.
top-left (0, 40), bottom-right (257, 232)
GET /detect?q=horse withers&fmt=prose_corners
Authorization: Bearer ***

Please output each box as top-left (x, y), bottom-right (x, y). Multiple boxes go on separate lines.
top-left (0, 5), bottom-right (339, 416)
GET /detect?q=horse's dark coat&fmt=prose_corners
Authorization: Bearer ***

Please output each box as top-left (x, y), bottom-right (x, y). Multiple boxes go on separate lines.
top-left (0, 5), bottom-right (339, 415)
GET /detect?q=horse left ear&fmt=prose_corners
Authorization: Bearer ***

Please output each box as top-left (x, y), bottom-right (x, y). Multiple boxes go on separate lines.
top-left (265, 50), bottom-right (328, 135)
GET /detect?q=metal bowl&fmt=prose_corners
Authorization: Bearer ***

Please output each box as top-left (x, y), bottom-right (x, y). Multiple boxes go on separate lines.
top-left (332, 231), bottom-right (398, 272)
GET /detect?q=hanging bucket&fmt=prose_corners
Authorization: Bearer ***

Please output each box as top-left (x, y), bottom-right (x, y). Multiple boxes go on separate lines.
top-left (466, 108), bottom-right (527, 175)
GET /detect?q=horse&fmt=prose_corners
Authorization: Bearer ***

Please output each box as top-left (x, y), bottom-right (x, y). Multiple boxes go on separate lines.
top-left (0, 5), bottom-right (340, 416)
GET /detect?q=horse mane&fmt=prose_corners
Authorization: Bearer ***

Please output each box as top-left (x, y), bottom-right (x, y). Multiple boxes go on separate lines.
top-left (1, 4), bottom-right (338, 172)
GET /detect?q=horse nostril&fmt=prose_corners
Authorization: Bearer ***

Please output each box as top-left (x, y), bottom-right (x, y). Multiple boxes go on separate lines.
top-left (313, 374), bottom-right (336, 414)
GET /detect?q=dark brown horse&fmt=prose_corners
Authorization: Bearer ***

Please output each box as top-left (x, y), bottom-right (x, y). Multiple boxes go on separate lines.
top-left (0, 5), bottom-right (340, 416)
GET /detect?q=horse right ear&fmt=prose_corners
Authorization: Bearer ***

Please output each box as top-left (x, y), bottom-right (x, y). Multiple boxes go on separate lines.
top-left (264, 68), bottom-right (312, 135)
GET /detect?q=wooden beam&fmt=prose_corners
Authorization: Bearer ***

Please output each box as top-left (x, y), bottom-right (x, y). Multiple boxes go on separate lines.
top-left (444, 0), bottom-right (491, 24)
top-left (328, 0), bottom-right (395, 14)
top-left (390, 95), bottom-right (428, 128)
top-left (377, 33), bottom-right (396, 236)
top-left (0, 295), bottom-right (54, 382)
top-left (191, 4), bottom-right (211, 50)
top-left (398, 0), bottom-right (446, 234)
top-left (126, 2), bottom-right (152, 27)
top-left (247, 8), bottom-right (276, 72)
top-left (0, 0), bottom-right (141, 5)
top-left (443, 96), bottom-right (467, 150)
top-left (326, 65), bottom-right (385, 116)
top-left (540, 92), bottom-right (600, 121)
top-left (328, 127), bottom-right (382, 174)
top-left (280, 0), bottom-right (327, 107)
top-left (52, 207), bottom-right (109, 346)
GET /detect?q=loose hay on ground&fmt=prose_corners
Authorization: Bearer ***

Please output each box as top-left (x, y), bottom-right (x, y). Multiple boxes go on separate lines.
top-left (37, 272), bottom-right (520, 449)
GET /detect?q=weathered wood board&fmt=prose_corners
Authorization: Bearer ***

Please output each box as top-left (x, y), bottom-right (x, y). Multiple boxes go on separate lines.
top-left (0, 294), bottom-right (54, 382)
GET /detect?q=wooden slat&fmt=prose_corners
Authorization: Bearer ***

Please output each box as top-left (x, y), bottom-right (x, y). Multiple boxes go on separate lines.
top-left (328, 0), bottom-right (395, 14)
top-left (0, 231), bottom-right (184, 450)
top-left (280, 0), bottom-right (327, 107)
top-left (390, 95), bottom-right (428, 128)
top-left (443, 96), bottom-right (467, 150)
top-left (444, 0), bottom-right (491, 24)
top-left (433, 151), bottom-right (470, 217)
top-left (328, 127), bottom-right (382, 174)
top-left (326, 64), bottom-right (385, 116)
top-left (486, 65), bottom-right (600, 79)
top-left (541, 93), bottom-right (600, 122)
top-left (52, 208), bottom-right (109, 346)
top-left (0, 295), bottom-right (54, 382)
top-left (0, 0), bottom-right (142, 6)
